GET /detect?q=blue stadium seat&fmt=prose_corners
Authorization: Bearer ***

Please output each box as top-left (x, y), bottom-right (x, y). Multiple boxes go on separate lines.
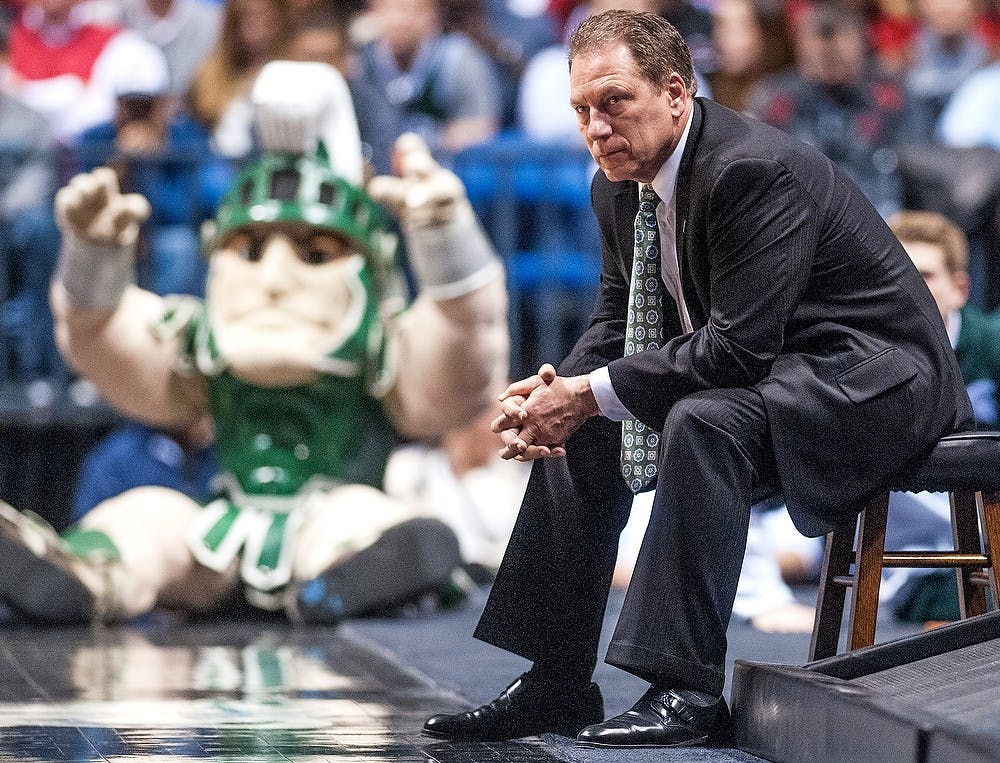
top-left (452, 136), bottom-right (601, 376)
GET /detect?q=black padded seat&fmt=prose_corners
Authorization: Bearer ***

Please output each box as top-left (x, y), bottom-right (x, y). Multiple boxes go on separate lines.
top-left (810, 432), bottom-right (1000, 661)
top-left (896, 432), bottom-right (1000, 493)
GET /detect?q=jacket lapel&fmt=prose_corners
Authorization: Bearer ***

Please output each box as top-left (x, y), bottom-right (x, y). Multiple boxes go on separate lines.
top-left (675, 100), bottom-right (707, 329)
top-left (612, 181), bottom-right (639, 280)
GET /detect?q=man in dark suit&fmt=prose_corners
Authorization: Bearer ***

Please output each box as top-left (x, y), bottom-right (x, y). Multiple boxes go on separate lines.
top-left (423, 10), bottom-right (973, 749)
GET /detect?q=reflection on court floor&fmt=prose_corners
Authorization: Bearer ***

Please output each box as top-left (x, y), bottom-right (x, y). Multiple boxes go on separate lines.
top-left (0, 621), bottom-right (562, 762)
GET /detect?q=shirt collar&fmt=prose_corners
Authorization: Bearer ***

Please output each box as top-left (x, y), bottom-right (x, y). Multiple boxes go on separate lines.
top-left (642, 107), bottom-right (693, 206)
top-left (947, 308), bottom-right (961, 349)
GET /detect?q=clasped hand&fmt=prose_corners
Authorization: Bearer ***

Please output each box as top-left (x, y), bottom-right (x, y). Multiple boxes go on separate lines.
top-left (491, 363), bottom-right (598, 461)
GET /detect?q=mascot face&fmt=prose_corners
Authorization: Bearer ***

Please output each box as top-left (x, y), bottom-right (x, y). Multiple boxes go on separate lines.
top-left (206, 221), bottom-right (369, 386)
top-left (202, 147), bottom-right (397, 387)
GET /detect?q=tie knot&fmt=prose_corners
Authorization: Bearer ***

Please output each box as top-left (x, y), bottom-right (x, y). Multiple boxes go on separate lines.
top-left (640, 185), bottom-right (661, 209)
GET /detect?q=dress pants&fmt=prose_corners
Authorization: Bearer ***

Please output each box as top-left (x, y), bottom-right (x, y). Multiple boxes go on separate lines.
top-left (474, 386), bottom-right (780, 697)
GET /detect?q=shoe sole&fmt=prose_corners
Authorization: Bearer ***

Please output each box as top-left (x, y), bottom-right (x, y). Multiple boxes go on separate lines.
top-left (575, 733), bottom-right (713, 749)
top-left (0, 504), bottom-right (94, 623)
top-left (421, 714), bottom-right (602, 742)
top-left (295, 518), bottom-right (461, 623)
top-left (421, 726), bottom-right (589, 742)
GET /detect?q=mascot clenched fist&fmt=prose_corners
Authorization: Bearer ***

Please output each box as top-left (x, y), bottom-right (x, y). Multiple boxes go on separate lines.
top-left (0, 61), bottom-right (508, 624)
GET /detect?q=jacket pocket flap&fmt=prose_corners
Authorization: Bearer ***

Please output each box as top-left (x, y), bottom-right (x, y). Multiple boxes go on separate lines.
top-left (836, 348), bottom-right (918, 404)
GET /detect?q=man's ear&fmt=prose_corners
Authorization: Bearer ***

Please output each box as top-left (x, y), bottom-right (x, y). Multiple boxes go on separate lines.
top-left (666, 73), bottom-right (688, 115)
top-left (954, 269), bottom-right (971, 309)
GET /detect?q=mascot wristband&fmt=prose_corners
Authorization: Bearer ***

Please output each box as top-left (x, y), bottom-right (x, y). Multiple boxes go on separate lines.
top-left (55, 233), bottom-right (135, 310)
top-left (404, 202), bottom-right (501, 301)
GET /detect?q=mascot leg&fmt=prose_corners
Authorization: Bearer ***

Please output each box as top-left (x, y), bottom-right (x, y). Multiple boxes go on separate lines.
top-left (0, 501), bottom-right (106, 623)
top-left (0, 487), bottom-right (235, 623)
top-left (80, 486), bottom-right (238, 617)
top-left (286, 485), bottom-right (461, 624)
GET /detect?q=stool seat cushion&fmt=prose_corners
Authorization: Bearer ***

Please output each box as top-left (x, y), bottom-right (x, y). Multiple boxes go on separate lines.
top-left (895, 431), bottom-right (1000, 492)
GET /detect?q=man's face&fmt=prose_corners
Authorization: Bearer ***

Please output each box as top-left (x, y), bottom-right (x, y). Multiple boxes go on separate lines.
top-left (916, 0), bottom-right (976, 37)
top-left (288, 27), bottom-right (349, 72)
top-left (38, 0), bottom-right (79, 23)
top-left (713, 0), bottom-right (764, 76)
top-left (794, 17), bottom-right (865, 87)
top-left (903, 239), bottom-right (968, 322)
top-left (207, 223), bottom-right (366, 382)
top-left (570, 41), bottom-right (691, 183)
top-left (372, 0), bottom-right (438, 59)
top-left (235, 0), bottom-right (284, 58)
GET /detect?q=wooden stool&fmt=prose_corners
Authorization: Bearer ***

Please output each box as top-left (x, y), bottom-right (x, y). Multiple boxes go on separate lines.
top-left (809, 432), bottom-right (1000, 661)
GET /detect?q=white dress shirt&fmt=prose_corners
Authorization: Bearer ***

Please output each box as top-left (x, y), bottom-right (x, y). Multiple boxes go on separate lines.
top-left (589, 110), bottom-right (694, 421)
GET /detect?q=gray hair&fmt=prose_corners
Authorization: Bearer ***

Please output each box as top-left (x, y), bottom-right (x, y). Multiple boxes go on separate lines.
top-left (568, 10), bottom-right (698, 95)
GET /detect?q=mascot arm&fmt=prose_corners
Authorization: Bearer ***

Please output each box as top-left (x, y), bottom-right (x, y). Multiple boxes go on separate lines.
top-left (51, 168), bottom-right (210, 427)
top-left (370, 134), bottom-right (508, 438)
top-left (385, 283), bottom-right (508, 439)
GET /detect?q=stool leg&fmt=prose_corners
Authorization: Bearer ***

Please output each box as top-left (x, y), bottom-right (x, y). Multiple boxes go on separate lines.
top-left (979, 489), bottom-right (1000, 610)
top-left (952, 490), bottom-right (988, 618)
top-left (848, 494), bottom-right (888, 652)
top-left (809, 518), bottom-right (856, 661)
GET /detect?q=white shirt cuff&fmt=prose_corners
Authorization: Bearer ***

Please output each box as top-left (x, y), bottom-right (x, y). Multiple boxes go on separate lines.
top-left (588, 366), bottom-right (634, 421)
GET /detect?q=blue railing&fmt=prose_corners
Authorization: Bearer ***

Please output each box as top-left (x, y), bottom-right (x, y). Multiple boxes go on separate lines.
top-left (452, 136), bottom-right (602, 375)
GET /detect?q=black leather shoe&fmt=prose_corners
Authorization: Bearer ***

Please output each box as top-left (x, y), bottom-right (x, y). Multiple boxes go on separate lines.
top-left (576, 686), bottom-right (731, 748)
top-left (422, 673), bottom-right (604, 741)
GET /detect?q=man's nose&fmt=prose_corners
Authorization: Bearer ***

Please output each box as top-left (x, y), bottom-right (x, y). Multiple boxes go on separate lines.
top-left (587, 113), bottom-right (613, 141)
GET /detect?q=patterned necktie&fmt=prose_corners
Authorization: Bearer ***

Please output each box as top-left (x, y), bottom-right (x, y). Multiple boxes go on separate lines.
top-left (621, 185), bottom-right (665, 493)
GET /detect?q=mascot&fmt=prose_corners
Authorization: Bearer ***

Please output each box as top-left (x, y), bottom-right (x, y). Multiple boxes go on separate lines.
top-left (0, 61), bottom-right (508, 624)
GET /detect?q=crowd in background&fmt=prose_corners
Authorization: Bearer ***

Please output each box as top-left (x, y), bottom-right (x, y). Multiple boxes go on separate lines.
top-left (0, 0), bottom-right (999, 391)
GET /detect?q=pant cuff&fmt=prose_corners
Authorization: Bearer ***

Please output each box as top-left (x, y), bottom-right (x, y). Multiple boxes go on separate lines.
top-left (605, 640), bottom-right (725, 697)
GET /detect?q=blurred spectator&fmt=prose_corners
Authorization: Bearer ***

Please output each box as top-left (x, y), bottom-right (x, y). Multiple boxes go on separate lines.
top-left (72, 419), bottom-right (218, 522)
top-left (115, 0), bottom-right (222, 99)
top-left (286, 8), bottom-right (350, 72)
top-left (188, 0), bottom-right (293, 158)
top-left (732, 500), bottom-right (822, 633)
top-left (936, 58), bottom-right (1000, 149)
top-left (662, 0), bottom-right (716, 77)
top-left (708, 0), bottom-right (793, 113)
top-left (515, 31), bottom-right (574, 143)
top-left (350, 0), bottom-right (500, 173)
top-left (891, 210), bottom-right (1000, 425)
top-left (286, 0), bottom-right (361, 29)
top-left (905, 0), bottom-right (989, 122)
top-left (786, 0), bottom-right (917, 76)
top-left (749, 1), bottom-right (930, 218)
top-left (441, 0), bottom-right (556, 130)
top-left (880, 210), bottom-right (1000, 623)
top-left (546, 0), bottom-right (579, 36)
top-left (6, 0), bottom-right (174, 142)
top-left (0, 22), bottom-right (62, 387)
top-left (76, 41), bottom-right (232, 296)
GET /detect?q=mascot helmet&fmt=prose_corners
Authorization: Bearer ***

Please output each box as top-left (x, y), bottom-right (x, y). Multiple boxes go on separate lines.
top-left (204, 60), bottom-right (403, 312)
top-left (212, 143), bottom-right (395, 264)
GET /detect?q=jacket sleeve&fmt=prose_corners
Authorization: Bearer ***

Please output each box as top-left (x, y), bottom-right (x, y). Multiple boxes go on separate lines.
top-left (606, 157), bottom-right (822, 429)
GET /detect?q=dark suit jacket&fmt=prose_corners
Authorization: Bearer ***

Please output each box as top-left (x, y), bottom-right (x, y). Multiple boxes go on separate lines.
top-left (562, 98), bottom-right (973, 536)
